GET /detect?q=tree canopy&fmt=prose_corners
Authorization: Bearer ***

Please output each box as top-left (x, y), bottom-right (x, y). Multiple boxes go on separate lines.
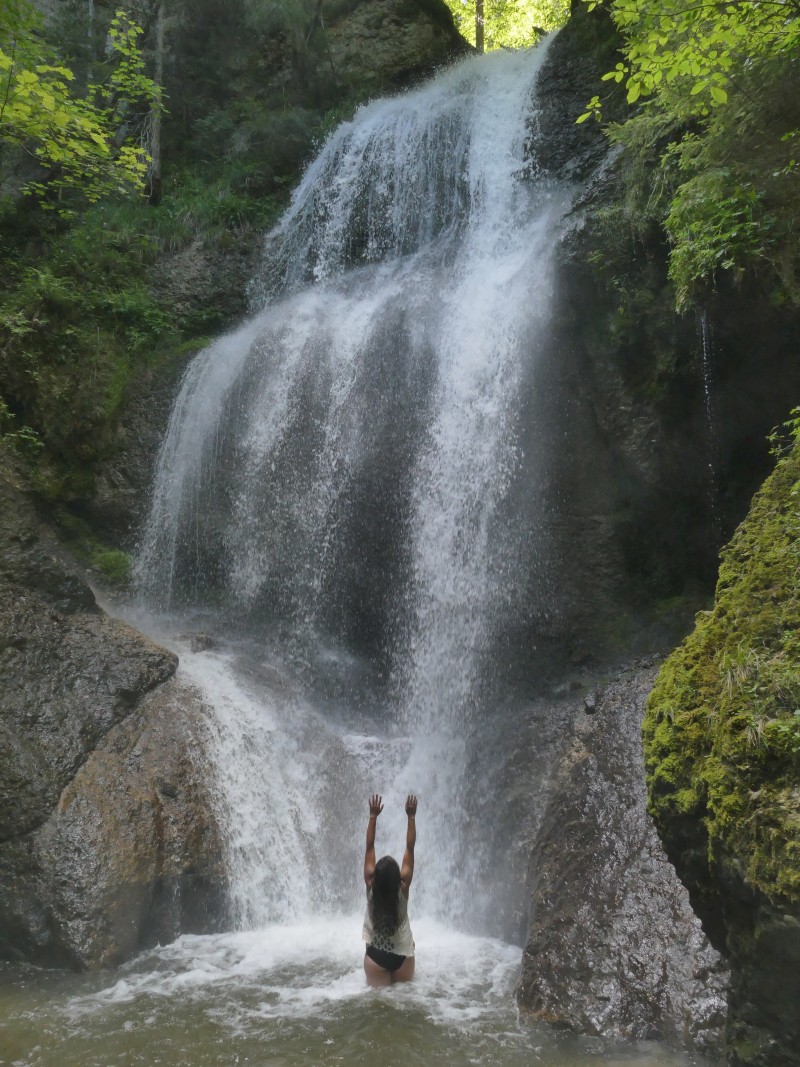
top-left (0, 0), bottom-right (159, 207)
top-left (579, 0), bottom-right (800, 119)
top-left (443, 0), bottom-right (570, 51)
top-left (579, 0), bottom-right (800, 307)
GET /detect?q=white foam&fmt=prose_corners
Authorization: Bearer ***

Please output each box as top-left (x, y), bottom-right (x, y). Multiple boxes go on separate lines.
top-left (68, 918), bottom-right (521, 1028)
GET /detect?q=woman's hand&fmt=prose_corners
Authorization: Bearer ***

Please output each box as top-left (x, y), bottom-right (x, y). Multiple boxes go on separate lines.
top-left (369, 794), bottom-right (384, 817)
top-left (405, 794), bottom-right (417, 817)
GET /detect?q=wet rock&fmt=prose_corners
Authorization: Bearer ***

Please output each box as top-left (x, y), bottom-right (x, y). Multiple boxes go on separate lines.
top-left (583, 691), bottom-right (597, 714)
top-left (89, 356), bottom-right (191, 543)
top-left (0, 463), bottom-right (225, 967)
top-left (326, 0), bottom-right (468, 93)
top-left (189, 632), bottom-right (215, 653)
top-left (518, 661), bottom-right (728, 1056)
top-left (0, 465), bottom-right (178, 843)
top-left (0, 678), bottom-right (226, 968)
top-left (536, 0), bottom-right (626, 183)
top-left (0, 587), bottom-right (176, 842)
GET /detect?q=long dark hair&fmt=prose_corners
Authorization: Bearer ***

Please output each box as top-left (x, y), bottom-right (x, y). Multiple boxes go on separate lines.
top-left (371, 855), bottom-right (401, 934)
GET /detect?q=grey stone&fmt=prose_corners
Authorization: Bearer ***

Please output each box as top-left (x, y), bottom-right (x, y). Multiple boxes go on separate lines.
top-left (0, 584), bottom-right (177, 842)
top-left (0, 462), bottom-right (225, 967)
top-left (518, 662), bottom-right (729, 1056)
top-left (326, 0), bottom-right (468, 91)
top-left (188, 632), bottom-right (215, 653)
top-left (0, 678), bottom-right (226, 968)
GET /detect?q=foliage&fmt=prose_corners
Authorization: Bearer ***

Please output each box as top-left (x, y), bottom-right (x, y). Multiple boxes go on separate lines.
top-left (0, 157), bottom-right (288, 495)
top-left (0, 395), bottom-right (42, 453)
top-left (0, 1), bottom-right (160, 209)
top-left (91, 547), bottom-right (132, 586)
top-left (578, 0), bottom-right (800, 307)
top-left (644, 437), bottom-right (800, 906)
top-left (580, 0), bottom-right (800, 118)
top-left (443, 0), bottom-right (569, 50)
top-left (769, 408), bottom-right (800, 458)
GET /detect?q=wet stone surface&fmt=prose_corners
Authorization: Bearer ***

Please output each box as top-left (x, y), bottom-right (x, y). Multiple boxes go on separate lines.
top-left (518, 661), bottom-right (729, 1057)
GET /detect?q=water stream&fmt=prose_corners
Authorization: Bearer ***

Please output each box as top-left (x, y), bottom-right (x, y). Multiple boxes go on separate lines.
top-left (134, 41), bottom-right (570, 935)
top-left (1, 42), bottom-right (702, 1067)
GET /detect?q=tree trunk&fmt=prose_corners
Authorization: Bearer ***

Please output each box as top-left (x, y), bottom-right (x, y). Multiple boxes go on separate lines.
top-left (87, 0), bottom-right (94, 80)
top-left (148, 0), bottom-right (164, 205)
top-left (476, 0), bottom-right (484, 53)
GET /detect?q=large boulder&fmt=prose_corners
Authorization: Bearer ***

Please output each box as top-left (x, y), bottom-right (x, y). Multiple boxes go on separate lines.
top-left (644, 440), bottom-right (800, 1067)
top-left (0, 468), bottom-right (176, 843)
top-left (0, 457), bottom-right (225, 967)
top-left (518, 661), bottom-right (728, 1056)
top-left (0, 678), bottom-right (225, 968)
top-left (325, 0), bottom-right (468, 91)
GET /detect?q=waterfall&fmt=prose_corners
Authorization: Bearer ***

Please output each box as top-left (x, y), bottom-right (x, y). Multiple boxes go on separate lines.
top-left (136, 41), bottom-right (573, 936)
top-left (698, 309), bottom-right (721, 541)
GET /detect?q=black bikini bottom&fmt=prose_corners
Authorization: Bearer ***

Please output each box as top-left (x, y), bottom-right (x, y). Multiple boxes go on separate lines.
top-left (366, 944), bottom-right (406, 972)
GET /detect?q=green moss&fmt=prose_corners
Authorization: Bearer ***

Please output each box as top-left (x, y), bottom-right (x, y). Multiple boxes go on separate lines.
top-left (644, 438), bottom-right (800, 906)
top-left (91, 549), bottom-right (132, 587)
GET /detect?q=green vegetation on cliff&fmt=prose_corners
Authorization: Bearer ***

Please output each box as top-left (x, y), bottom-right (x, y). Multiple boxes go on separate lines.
top-left (644, 433), bottom-right (800, 906)
top-left (1, 0), bottom-right (463, 522)
top-left (0, 2), bottom-right (158, 207)
top-left (582, 0), bottom-right (800, 309)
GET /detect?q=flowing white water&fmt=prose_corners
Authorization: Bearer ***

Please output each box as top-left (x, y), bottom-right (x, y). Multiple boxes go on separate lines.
top-left (136, 43), bottom-right (571, 939)
top-left (698, 309), bottom-right (721, 540)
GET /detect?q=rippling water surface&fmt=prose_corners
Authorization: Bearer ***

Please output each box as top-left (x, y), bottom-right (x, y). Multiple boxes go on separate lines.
top-left (0, 918), bottom-right (695, 1067)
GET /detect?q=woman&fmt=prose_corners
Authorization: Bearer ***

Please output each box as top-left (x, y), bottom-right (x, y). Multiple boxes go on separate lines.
top-left (362, 792), bottom-right (417, 986)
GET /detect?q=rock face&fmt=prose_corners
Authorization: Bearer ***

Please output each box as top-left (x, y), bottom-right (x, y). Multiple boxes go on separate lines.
top-left (518, 661), bottom-right (728, 1056)
top-left (0, 678), bottom-right (226, 968)
top-left (85, 0), bottom-right (467, 545)
top-left (644, 440), bottom-right (800, 1067)
top-left (326, 0), bottom-right (469, 91)
top-left (0, 458), bottom-right (225, 967)
top-left (509, 1), bottom-right (800, 672)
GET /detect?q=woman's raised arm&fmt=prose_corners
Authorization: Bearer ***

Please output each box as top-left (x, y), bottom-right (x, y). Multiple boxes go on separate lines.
top-left (364, 793), bottom-right (383, 886)
top-left (400, 794), bottom-right (417, 891)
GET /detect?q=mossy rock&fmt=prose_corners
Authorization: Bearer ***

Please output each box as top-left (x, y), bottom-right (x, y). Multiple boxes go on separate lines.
top-left (644, 440), bottom-right (800, 909)
top-left (643, 438), bottom-right (800, 1066)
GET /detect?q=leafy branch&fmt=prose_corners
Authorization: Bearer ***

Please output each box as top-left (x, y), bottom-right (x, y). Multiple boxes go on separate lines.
top-left (0, 2), bottom-right (161, 209)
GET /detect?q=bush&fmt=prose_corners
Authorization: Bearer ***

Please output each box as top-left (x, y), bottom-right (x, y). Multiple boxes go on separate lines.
top-left (92, 548), bottom-right (132, 587)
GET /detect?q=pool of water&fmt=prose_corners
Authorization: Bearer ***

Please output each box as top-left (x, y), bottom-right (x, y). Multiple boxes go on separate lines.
top-left (0, 917), bottom-right (698, 1067)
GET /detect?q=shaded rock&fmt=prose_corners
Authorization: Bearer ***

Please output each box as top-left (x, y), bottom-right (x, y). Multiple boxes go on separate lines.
top-left (326, 0), bottom-right (468, 92)
top-left (518, 661), bottom-right (728, 1056)
top-left (0, 678), bottom-right (226, 968)
top-left (0, 587), bottom-right (176, 842)
top-left (0, 463), bottom-right (177, 843)
top-left (89, 354), bottom-right (192, 544)
top-left (536, 0), bottom-right (626, 182)
top-left (0, 471), bottom-right (93, 614)
top-left (0, 462), bottom-right (224, 967)
top-left (188, 632), bottom-right (215, 653)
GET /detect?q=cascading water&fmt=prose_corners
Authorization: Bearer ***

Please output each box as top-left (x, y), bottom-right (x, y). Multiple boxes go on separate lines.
top-left (698, 309), bottom-right (722, 541)
top-left (135, 41), bottom-right (573, 938)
